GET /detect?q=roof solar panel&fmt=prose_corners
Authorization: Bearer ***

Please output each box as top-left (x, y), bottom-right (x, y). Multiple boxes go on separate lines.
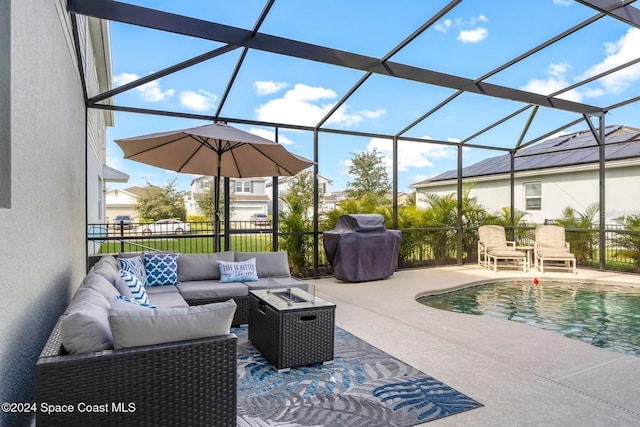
top-left (424, 127), bottom-right (640, 184)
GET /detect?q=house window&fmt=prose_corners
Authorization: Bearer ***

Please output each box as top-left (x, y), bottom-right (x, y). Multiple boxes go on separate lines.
top-left (318, 182), bottom-right (326, 195)
top-left (235, 180), bottom-right (251, 193)
top-left (524, 182), bottom-right (541, 211)
top-left (199, 179), bottom-right (211, 190)
top-left (0, 1), bottom-right (10, 208)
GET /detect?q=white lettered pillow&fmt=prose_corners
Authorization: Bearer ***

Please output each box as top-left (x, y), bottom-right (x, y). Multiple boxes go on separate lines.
top-left (216, 258), bottom-right (259, 283)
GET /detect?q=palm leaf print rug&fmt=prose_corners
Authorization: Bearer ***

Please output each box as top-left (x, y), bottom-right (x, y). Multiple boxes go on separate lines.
top-left (235, 326), bottom-right (482, 426)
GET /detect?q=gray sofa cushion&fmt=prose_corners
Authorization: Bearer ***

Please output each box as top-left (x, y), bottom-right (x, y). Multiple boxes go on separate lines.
top-left (234, 251), bottom-right (291, 278)
top-left (109, 299), bottom-right (237, 349)
top-left (245, 276), bottom-right (308, 291)
top-left (91, 256), bottom-right (120, 284)
top-left (177, 281), bottom-right (249, 301)
top-left (61, 288), bottom-right (113, 354)
top-left (177, 252), bottom-right (235, 282)
top-left (82, 272), bottom-right (120, 302)
top-left (145, 285), bottom-right (181, 295)
top-left (146, 291), bottom-right (190, 308)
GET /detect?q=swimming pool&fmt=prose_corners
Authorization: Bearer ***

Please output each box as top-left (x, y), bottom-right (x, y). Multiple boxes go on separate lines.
top-left (417, 280), bottom-right (640, 356)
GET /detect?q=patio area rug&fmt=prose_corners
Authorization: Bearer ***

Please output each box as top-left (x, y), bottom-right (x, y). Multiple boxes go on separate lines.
top-left (235, 326), bottom-right (483, 426)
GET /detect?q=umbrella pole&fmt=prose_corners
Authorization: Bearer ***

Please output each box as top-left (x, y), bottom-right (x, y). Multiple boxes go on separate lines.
top-left (214, 152), bottom-right (222, 253)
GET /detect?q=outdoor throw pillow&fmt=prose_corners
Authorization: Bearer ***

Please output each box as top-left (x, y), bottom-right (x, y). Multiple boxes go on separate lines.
top-left (144, 252), bottom-right (179, 286)
top-left (111, 295), bottom-right (158, 310)
top-left (217, 258), bottom-right (259, 283)
top-left (115, 271), bottom-right (151, 305)
top-left (118, 255), bottom-right (147, 287)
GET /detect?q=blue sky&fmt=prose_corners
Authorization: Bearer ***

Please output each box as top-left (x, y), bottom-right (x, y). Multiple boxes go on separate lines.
top-left (105, 0), bottom-right (640, 193)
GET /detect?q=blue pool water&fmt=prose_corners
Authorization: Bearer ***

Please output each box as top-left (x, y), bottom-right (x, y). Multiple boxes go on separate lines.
top-left (417, 280), bottom-right (640, 356)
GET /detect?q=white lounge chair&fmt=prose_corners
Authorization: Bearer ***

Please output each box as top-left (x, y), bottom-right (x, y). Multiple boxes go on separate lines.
top-left (534, 225), bottom-right (577, 274)
top-left (478, 225), bottom-right (526, 272)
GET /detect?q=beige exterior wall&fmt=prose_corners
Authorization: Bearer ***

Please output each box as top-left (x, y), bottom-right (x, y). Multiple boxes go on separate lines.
top-left (0, 2), bottom-right (108, 424)
top-left (105, 188), bottom-right (138, 222)
top-left (414, 161), bottom-right (640, 224)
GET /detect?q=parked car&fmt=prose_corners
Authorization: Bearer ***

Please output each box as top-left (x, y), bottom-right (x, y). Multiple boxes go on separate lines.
top-left (112, 215), bottom-right (132, 229)
top-left (250, 213), bottom-right (271, 227)
top-left (136, 219), bottom-right (191, 235)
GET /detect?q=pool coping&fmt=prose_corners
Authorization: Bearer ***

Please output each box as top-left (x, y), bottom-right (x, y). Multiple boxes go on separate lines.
top-left (309, 265), bottom-right (640, 426)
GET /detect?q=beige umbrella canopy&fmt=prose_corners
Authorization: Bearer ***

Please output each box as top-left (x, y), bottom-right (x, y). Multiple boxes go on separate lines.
top-left (115, 122), bottom-right (315, 251)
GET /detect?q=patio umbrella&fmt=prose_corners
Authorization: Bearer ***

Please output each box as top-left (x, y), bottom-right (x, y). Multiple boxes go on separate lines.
top-left (115, 122), bottom-right (314, 251)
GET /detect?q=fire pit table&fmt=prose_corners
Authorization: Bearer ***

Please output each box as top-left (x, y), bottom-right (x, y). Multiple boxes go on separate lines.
top-left (248, 285), bottom-right (336, 371)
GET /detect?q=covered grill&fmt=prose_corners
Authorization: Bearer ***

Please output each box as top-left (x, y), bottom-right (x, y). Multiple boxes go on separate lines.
top-left (323, 214), bottom-right (402, 282)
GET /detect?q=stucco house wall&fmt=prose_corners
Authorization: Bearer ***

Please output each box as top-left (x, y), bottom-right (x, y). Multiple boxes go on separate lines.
top-left (0, 2), bottom-right (108, 425)
top-left (414, 161), bottom-right (638, 224)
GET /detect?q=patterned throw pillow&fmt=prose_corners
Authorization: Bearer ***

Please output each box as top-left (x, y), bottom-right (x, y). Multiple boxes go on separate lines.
top-left (217, 258), bottom-right (259, 283)
top-left (111, 295), bottom-right (157, 310)
top-left (118, 256), bottom-right (147, 287)
top-left (144, 252), bottom-right (179, 286)
top-left (116, 271), bottom-right (151, 305)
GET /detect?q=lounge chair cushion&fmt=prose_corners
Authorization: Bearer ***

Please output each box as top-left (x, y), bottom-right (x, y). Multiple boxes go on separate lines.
top-left (488, 249), bottom-right (525, 257)
top-left (177, 252), bottom-right (235, 281)
top-left (537, 250), bottom-right (576, 259)
top-left (108, 299), bottom-right (237, 349)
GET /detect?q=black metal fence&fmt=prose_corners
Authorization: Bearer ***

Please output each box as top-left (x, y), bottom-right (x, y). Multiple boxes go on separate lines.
top-left (88, 221), bottom-right (640, 277)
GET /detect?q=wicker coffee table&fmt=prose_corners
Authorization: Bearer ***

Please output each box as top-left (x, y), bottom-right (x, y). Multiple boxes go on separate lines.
top-left (248, 286), bottom-right (336, 371)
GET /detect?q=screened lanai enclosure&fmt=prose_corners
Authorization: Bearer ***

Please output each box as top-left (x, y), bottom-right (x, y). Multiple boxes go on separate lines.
top-left (70, 0), bottom-right (640, 276)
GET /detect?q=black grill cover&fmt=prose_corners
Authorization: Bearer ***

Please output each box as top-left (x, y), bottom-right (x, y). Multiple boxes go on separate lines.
top-left (323, 214), bottom-right (402, 282)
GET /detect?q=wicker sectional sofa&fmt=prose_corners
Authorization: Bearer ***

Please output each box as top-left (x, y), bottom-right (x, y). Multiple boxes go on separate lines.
top-left (35, 251), bottom-right (305, 426)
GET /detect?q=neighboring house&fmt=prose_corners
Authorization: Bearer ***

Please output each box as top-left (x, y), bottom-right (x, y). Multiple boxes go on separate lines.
top-left (266, 173), bottom-right (338, 215)
top-left (105, 186), bottom-right (143, 222)
top-left (0, 4), bottom-right (112, 425)
top-left (186, 176), bottom-right (270, 221)
top-left (410, 125), bottom-right (640, 224)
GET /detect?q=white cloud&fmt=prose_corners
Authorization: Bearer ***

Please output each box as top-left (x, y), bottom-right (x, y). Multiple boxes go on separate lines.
top-left (520, 62), bottom-right (582, 102)
top-left (248, 128), bottom-right (295, 145)
top-left (471, 14), bottom-right (489, 25)
top-left (113, 72), bottom-right (138, 86)
top-left (179, 90), bottom-right (217, 112)
top-left (254, 83), bottom-right (386, 127)
top-left (254, 81), bottom-right (289, 95)
top-left (113, 72), bottom-right (175, 102)
top-left (458, 27), bottom-right (488, 43)
top-left (553, 0), bottom-right (572, 6)
top-left (366, 137), bottom-right (456, 173)
top-left (435, 19), bottom-right (452, 33)
top-left (577, 28), bottom-right (640, 95)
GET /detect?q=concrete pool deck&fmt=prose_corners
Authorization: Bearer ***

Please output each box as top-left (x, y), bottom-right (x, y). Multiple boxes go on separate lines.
top-left (308, 265), bottom-right (640, 426)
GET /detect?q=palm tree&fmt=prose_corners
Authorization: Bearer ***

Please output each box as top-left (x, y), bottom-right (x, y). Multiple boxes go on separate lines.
top-left (556, 203), bottom-right (600, 264)
top-left (488, 207), bottom-right (530, 243)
